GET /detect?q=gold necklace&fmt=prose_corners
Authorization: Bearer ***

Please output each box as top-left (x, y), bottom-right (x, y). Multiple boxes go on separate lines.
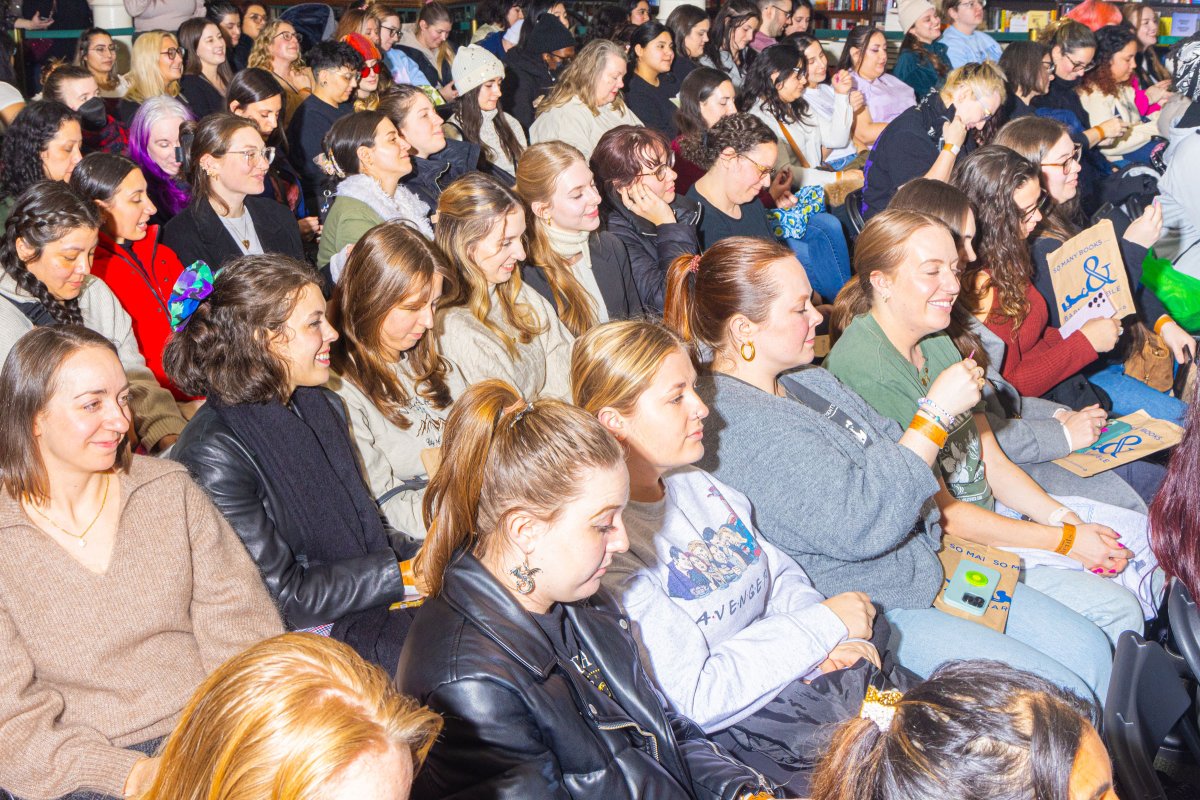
top-left (25, 474), bottom-right (111, 549)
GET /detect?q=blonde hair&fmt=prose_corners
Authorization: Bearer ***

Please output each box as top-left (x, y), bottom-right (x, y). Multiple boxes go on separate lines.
top-left (514, 142), bottom-right (599, 337)
top-left (417, 379), bottom-right (624, 597)
top-left (435, 173), bottom-right (545, 357)
top-left (248, 20), bottom-right (306, 73)
top-left (940, 60), bottom-right (1008, 103)
top-left (125, 31), bottom-right (181, 103)
top-left (537, 39), bottom-right (630, 117)
top-left (571, 319), bottom-right (689, 417)
top-left (140, 633), bottom-right (442, 800)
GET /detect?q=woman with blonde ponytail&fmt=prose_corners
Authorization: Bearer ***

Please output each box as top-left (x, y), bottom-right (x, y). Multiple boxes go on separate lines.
top-left (396, 379), bottom-right (778, 799)
top-left (516, 141), bottom-right (642, 336)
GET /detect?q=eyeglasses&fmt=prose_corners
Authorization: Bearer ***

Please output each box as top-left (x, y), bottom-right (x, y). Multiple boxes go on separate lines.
top-left (331, 69), bottom-right (358, 83)
top-left (1040, 143), bottom-right (1083, 174)
top-left (1040, 58), bottom-right (1053, 72)
top-left (273, 30), bottom-right (299, 42)
top-left (1020, 190), bottom-right (1050, 224)
top-left (246, 12), bottom-right (266, 24)
top-left (781, 65), bottom-right (806, 82)
top-left (958, 0), bottom-right (986, 8)
top-left (1062, 52), bottom-right (1096, 73)
top-left (738, 152), bottom-right (773, 180)
top-left (637, 153), bottom-right (676, 181)
top-left (225, 146), bottom-right (276, 166)
top-left (90, 44), bottom-right (118, 54)
top-left (359, 61), bottom-right (382, 79)
top-left (768, 4), bottom-right (794, 18)
top-left (161, 47), bottom-right (185, 60)
top-left (380, 23), bottom-right (400, 36)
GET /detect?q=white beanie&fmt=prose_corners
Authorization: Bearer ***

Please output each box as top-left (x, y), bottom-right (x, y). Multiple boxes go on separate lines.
top-left (898, 0), bottom-right (936, 33)
top-left (452, 45), bottom-right (506, 96)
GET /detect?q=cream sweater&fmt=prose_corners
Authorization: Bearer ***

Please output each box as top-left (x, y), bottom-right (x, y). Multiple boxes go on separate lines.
top-left (1079, 84), bottom-right (1161, 160)
top-left (529, 96), bottom-right (643, 160)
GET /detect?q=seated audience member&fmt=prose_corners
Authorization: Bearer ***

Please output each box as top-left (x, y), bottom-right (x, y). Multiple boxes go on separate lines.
top-left (999, 40), bottom-right (1056, 120)
top-left (0, 325), bottom-right (282, 800)
top-left (626, 0), bottom-right (651, 26)
top-left (286, 41), bottom-right (363, 216)
top-left (502, 13), bottom-right (577, 133)
top-left (167, 255), bottom-right (421, 673)
top-left (825, 210), bottom-right (1151, 657)
top-left (1159, 37), bottom-right (1200, 280)
top-left (699, 0), bottom-right (760, 89)
top-left (232, 2), bottom-right (267, 72)
top-left (861, 61), bottom-right (1004, 219)
top-left (665, 233), bottom-right (1114, 703)
top-left (178, 16), bottom-right (233, 119)
top-left (396, 379), bottom-right (780, 799)
top-left (1035, 21), bottom-right (1128, 151)
top-left (671, 67), bottom-right (739, 194)
top-left (665, 3), bottom-right (709, 86)
top-left (434, 173), bottom-right (574, 400)
top-left (893, 0), bottom-right (951, 99)
top-left (207, 1), bottom-right (242, 60)
top-left (127, 96), bottom-right (194, 227)
top-left (787, 0), bottom-right (814, 35)
top-left (381, 86), bottom-right (480, 209)
top-left (69, 153), bottom-right (190, 401)
top-left (511, 0), bottom-right (573, 50)
top-left (142, 633), bottom-right (441, 800)
top-left (249, 19), bottom-right (314, 126)
top-left (787, 35), bottom-right (861, 169)
top-left (227, 67), bottom-right (320, 245)
top-left (317, 111), bottom-right (432, 276)
top-left (334, 5), bottom-right (378, 45)
top-left (1150, 382), bottom-right (1200, 603)
top-left (374, 4), bottom-right (433, 89)
top-left (398, 2), bottom-right (458, 101)
top-left (118, 30), bottom-right (185, 125)
top-left (446, 45), bottom-right (527, 183)
top-left (810, 661), bottom-right (1110, 800)
top-left (0, 182), bottom-right (186, 452)
top-left (345, 32), bottom-right (387, 112)
top-left (468, 0), bottom-right (510, 56)
top-left (841, 25), bottom-right (917, 151)
top-left (75, 27), bottom-right (130, 99)
top-left (937, 0), bottom-right (1002, 68)
top-left (1124, 2), bottom-right (1172, 114)
top-left (0, 101), bottom-right (83, 228)
top-left (750, 0), bottom-right (792, 51)
top-left (516, 142), bottom-right (643, 334)
top-left (41, 63), bottom-right (127, 156)
top-left (328, 224), bottom-right (462, 538)
top-left (624, 21), bottom-right (680, 137)
top-left (165, 113), bottom-right (304, 269)
top-left (1078, 24), bottom-right (1163, 164)
top-left (573, 320), bottom-right (880, 790)
top-left (593, 125), bottom-right (701, 313)
top-left (530, 39), bottom-right (643, 160)
top-left (993, 118), bottom-right (1190, 424)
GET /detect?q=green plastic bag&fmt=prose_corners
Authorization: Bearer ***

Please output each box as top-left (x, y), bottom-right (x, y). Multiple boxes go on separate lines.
top-left (1142, 249), bottom-right (1200, 332)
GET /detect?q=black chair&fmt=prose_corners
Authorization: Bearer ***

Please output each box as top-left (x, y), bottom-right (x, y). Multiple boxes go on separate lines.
top-left (844, 188), bottom-right (865, 238)
top-left (1169, 580), bottom-right (1200, 684)
top-left (1105, 630), bottom-right (1200, 800)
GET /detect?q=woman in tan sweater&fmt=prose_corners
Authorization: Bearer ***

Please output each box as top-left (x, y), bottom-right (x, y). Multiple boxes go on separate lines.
top-left (0, 326), bottom-right (282, 800)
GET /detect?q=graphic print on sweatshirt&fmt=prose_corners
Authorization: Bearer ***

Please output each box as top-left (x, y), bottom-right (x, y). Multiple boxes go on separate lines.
top-left (666, 485), bottom-right (763, 601)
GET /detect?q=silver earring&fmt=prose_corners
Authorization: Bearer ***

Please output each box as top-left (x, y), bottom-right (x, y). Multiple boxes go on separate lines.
top-left (509, 559), bottom-right (542, 595)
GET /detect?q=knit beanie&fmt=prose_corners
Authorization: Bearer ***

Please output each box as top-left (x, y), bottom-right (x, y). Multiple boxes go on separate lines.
top-left (342, 32), bottom-right (380, 63)
top-left (899, 0), bottom-right (936, 33)
top-left (452, 45), bottom-right (506, 95)
top-left (1166, 34), bottom-right (1200, 102)
top-left (527, 14), bottom-right (575, 55)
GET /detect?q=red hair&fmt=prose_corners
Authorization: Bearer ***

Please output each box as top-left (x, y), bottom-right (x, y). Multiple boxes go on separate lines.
top-left (1065, 0), bottom-right (1122, 31)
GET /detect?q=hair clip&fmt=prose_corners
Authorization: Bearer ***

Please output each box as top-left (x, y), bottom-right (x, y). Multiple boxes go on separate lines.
top-left (858, 685), bottom-right (903, 732)
top-left (315, 152), bottom-right (345, 179)
top-left (509, 402), bottom-right (534, 429)
top-left (168, 260), bottom-right (217, 331)
top-left (688, 254), bottom-right (701, 274)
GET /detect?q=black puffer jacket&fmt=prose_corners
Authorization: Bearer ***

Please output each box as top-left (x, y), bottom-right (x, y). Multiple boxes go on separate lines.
top-left (503, 47), bottom-right (556, 132)
top-left (603, 193), bottom-right (701, 314)
top-left (396, 551), bottom-right (777, 800)
top-left (402, 138), bottom-right (481, 209)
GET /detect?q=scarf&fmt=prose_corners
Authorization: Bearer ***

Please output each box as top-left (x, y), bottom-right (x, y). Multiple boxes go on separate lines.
top-left (479, 107), bottom-right (517, 175)
top-left (336, 173), bottom-right (434, 238)
top-left (543, 223), bottom-right (607, 323)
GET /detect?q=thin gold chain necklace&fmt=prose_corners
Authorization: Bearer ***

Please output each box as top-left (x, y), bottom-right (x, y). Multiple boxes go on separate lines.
top-left (25, 474), bottom-right (111, 548)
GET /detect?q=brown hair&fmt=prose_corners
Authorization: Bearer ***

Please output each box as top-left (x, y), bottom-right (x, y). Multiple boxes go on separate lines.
top-left (178, 17), bottom-right (235, 87)
top-left (41, 62), bottom-right (95, 106)
top-left (416, 379), bottom-right (624, 597)
top-left (590, 124), bottom-right (673, 193)
top-left (572, 319), bottom-right (689, 416)
top-left (537, 39), bottom-right (631, 118)
top-left (515, 142), bottom-right (600, 337)
top-left (163, 254), bottom-right (322, 405)
top-left (435, 172), bottom-right (544, 357)
top-left (0, 326), bottom-right (131, 504)
top-left (329, 222), bottom-right (455, 429)
top-left (994, 115), bottom-right (1079, 243)
top-left (248, 20), bottom-right (307, 73)
top-left (679, 111), bottom-right (776, 169)
top-left (662, 236), bottom-right (794, 361)
top-left (185, 112), bottom-right (262, 215)
top-left (378, 84), bottom-right (431, 135)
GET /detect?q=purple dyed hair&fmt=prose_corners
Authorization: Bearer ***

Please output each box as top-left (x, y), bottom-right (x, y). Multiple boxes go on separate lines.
top-left (128, 96), bottom-right (194, 218)
top-left (1149, 378), bottom-right (1200, 601)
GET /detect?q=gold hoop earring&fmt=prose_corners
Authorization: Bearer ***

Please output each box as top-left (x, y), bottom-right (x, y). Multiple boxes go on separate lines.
top-left (509, 559), bottom-right (542, 595)
top-left (739, 341), bottom-right (755, 362)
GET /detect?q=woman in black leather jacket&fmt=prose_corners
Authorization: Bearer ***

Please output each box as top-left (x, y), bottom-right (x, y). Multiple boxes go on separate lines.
top-left (396, 379), bottom-right (782, 800)
top-left (165, 254), bottom-right (420, 676)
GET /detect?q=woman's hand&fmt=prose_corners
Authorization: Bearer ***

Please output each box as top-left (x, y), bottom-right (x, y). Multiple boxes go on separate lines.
top-left (439, 81), bottom-right (458, 101)
top-left (619, 183), bottom-right (675, 226)
top-left (1055, 404), bottom-right (1107, 450)
top-left (1159, 321), bottom-right (1197, 364)
top-left (837, 168), bottom-right (864, 183)
top-left (1098, 116), bottom-right (1129, 141)
top-left (848, 89), bottom-right (866, 112)
top-left (819, 640), bottom-right (881, 672)
top-left (1065, 522), bottom-right (1130, 575)
top-left (831, 69), bottom-right (853, 95)
top-left (124, 756), bottom-right (161, 797)
top-left (1124, 201), bottom-right (1163, 248)
top-left (769, 167), bottom-right (797, 208)
top-left (1145, 79), bottom-right (1173, 106)
top-left (298, 216), bottom-right (322, 242)
top-left (942, 116), bottom-right (968, 150)
top-left (15, 12), bottom-right (54, 29)
top-left (925, 358), bottom-right (985, 418)
top-left (1080, 317), bottom-right (1122, 353)
top-left (821, 591), bottom-right (875, 640)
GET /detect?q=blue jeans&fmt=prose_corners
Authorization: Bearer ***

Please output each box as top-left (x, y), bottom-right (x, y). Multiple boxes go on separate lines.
top-left (784, 212), bottom-right (852, 302)
top-left (824, 153), bottom-right (859, 170)
top-left (885, 579), bottom-right (1113, 705)
top-left (1088, 362), bottom-right (1187, 425)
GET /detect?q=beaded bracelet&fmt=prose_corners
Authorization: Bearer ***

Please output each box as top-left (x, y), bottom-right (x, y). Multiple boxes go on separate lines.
top-left (909, 413), bottom-right (948, 448)
top-left (917, 398), bottom-right (958, 430)
top-left (1055, 523), bottom-right (1077, 556)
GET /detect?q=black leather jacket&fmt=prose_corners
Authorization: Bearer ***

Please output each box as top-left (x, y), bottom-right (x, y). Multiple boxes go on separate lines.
top-left (396, 552), bottom-right (777, 800)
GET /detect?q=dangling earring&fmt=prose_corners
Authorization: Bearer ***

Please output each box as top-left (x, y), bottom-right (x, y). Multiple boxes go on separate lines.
top-left (509, 559), bottom-right (542, 594)
top-left (739, 341), bottom-right (755, 362)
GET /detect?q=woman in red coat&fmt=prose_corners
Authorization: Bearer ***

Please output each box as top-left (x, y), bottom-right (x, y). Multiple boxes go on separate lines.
top-left (70, 152), bottom-right (194, 401)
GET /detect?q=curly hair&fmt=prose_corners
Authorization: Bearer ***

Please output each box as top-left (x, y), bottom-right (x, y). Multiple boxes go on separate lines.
top-left (0, 181), bottom-right (101, 327)
top-left (248, 20), bottom-right (306, 73)
top-left (1079, 23), bottom-right (1137, 96)
top-left (951, 145), bottom-right (1042, 327)
top-left (679, 111), bottom-right (776, 169)
top-left (0, 101), bottom-right (80, 200)
top-left (739, 42), bottom-right (810, 124)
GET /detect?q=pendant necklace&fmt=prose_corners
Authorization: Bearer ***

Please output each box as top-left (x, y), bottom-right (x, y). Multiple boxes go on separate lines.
top-left (229, 212), bottom-right (252, 250)
top-left (26, 474), bottom-right (111, 548)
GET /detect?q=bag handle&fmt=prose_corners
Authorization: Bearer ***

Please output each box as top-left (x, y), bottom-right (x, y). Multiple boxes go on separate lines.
top-left (773, 115), bottom-right (810, 170)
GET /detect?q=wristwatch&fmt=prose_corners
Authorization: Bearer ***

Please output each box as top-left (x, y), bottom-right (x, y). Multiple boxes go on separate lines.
top-left (941, 142), bottom-right (961, 155)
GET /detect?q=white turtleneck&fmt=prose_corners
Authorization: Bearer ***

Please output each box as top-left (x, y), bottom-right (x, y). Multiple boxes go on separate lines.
top-left (543, 223), bottom-right (608, 324)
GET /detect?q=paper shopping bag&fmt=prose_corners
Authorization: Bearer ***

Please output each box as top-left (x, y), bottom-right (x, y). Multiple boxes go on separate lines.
top-left (1052, 410), bottom-right (1183, 477)
top-left (933, 535), bottom-right (1020, 633)
top-left (1048, 219), bottom-right (1137, 327)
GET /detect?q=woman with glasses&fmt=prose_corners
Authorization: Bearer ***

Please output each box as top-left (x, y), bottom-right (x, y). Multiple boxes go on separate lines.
top-left (249, 19), bottom-right (313, 127)
top-left (936, 0), bottom-right (1001, 68)
top-left (118, 31), bottom-right (185, 125)
top-left (699, 0), bottom-right (760, 89)
top-left (178, 17), bottom-right (233, 120)
top-left (74, 28), bottom-right (129, 100)
top-left (285, 41), bottom-right (363, 219)
top-left (861, 61), bottom-right (1004, 219)
top-left (164, 114), bottom-right (304, 269)
top-left (1034, 21), bottom-right (1127, 149)
top-left (996, 116), bottom-right (1189, 425)
top-left (317, 111), bottom-right (432, 279)
top-left (894, 0), bottom-right (951, 100)
top-left (839, 25), bottom-right (916, 151)
top-left (344, 33), bottom-right (387, 112)
top-left (624, 21), bottom-right (681, 136)
top-left (1078, 25), bottom-right (1164, 165)
top-left (232, 2), bottom-right (267, 71)
top-left (999, 40), bottom-right (1055, 120)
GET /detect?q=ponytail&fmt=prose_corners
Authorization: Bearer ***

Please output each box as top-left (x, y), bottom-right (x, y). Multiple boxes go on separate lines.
top-left (662, 252), bottom-right (701, 345)
top-left (829, 280), bottom-right (870, 343)
top-left (809, 717), bottom-right (890, 800)
top-left (418, 379), bottom-right (624, 597)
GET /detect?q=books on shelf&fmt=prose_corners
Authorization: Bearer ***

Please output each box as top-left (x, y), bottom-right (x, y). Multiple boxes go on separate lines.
top-left (986, 7), bottom-right (1058, 33)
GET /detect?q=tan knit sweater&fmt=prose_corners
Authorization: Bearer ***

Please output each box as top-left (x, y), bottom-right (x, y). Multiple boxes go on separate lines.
top-left (0, 457), bottom-right (283, 799)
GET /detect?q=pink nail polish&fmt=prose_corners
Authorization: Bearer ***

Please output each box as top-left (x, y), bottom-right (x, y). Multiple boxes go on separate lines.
top-left (1108, 569), bottom-right (1117, 574)
top-left (1113, 532), bottom-right (1121, 538)
top-left (1092, 569), bottom-right (1103, 574)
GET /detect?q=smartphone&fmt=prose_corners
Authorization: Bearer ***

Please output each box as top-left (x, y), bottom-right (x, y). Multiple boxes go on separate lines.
top-left (943, 561), bottom-right (1001, 617)
top-left (1075, 420), bottom-right (1133, 454)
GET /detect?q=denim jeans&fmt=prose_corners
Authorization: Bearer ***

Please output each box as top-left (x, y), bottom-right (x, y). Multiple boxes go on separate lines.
top-left (1088, 362), bottom-right (1187, 426)
top-left (885, 579), bottom-right (1114, 705)
top-left (784, 212), bottom-right (852, 302)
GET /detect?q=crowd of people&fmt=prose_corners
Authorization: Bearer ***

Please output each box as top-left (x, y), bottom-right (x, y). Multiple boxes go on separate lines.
top-left (0, 0), bottom-right (1197, 798)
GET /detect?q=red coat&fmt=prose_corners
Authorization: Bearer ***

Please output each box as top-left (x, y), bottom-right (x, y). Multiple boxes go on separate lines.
top-left (90, 228), bottom-right (193, 400)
